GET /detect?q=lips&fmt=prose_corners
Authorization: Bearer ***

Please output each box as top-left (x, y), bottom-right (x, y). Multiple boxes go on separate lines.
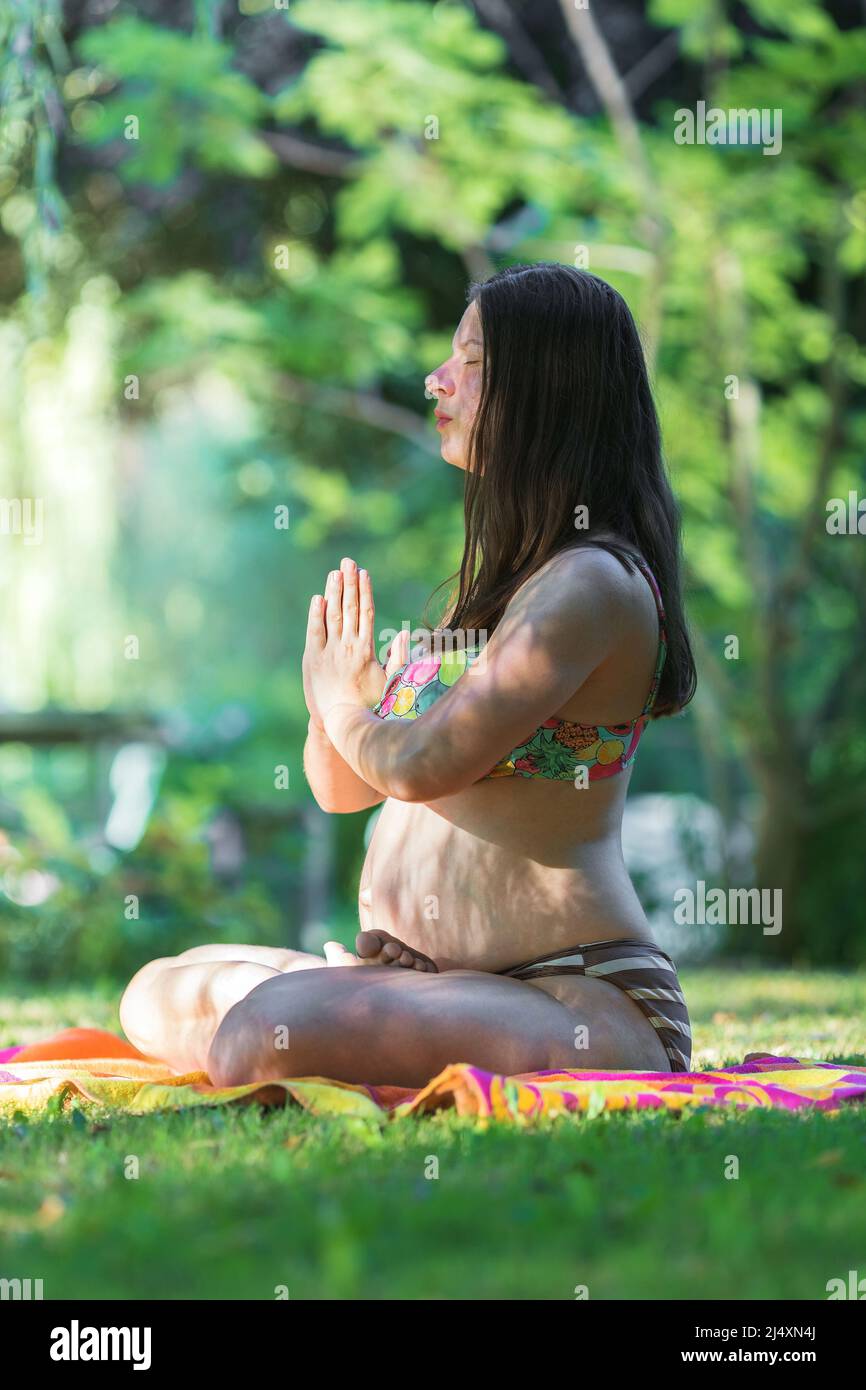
top-left (434, 410), bottom-right (453, 429)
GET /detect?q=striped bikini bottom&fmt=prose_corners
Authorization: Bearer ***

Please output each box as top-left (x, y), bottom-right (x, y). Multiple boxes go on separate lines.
top-left (498, 937), bottom-right (692, 1073)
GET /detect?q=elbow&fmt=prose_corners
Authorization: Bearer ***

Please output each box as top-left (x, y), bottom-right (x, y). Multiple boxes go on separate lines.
top-left (304, 771), bottom-right (374, 814)
top-left (378, 723), bottom-right (481, 802)
top-left (389, 775), bottom-right (468, 803)
top-left (304, 776), bottom-right (343, 815)
top-left (310, 787), bottom-right (383, 815)
top-left (386, 776), bottom-right (431, 804)
top-left (386, 753), bottom-right (471, 804)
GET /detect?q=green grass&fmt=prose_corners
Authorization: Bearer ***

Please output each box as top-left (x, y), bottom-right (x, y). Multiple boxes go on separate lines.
top-left (1, 969), bottom-right (865, 1300)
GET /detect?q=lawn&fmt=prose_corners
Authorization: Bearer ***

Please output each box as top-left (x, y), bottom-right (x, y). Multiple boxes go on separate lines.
top-left (1, 969), bottom-right (864, 1301)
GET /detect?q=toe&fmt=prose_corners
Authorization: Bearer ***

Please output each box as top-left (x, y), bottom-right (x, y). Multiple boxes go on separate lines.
top-left (355, 930), bottom-right (386, 959)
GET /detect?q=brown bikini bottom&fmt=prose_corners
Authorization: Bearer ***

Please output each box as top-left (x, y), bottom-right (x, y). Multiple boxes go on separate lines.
top-left (498, 937), bottom-right (692, 1073)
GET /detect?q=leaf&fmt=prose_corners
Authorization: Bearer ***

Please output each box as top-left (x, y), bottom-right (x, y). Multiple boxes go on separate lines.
top-left (586, 1087), bottom-right (607, 1120)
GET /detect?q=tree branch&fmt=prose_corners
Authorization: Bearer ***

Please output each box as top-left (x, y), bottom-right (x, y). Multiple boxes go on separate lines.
top-left (555, 0), bottom-right (667, 366)
top-left (708, 246), bottom-right (796, 752)
top-left (710, 249), bottom-right (769, 610)
top-left (261, 130), bottom-right (360, 178)
top-left (471, 0), bottom-right (566, 104)
top-left (623, 30), bottom-right (680, 102)
top-left (777, 207), bottom-right (849, 611)
top-left (278, 372), bottom-right (437, 452)
top-left (683, 599), bottom-right (740, 717)
top-left (462, 244), bottom-right (497, 282)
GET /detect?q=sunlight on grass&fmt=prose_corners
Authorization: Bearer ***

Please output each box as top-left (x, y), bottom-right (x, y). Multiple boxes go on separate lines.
top-left (684, 969), bottom-right (866, 1068)
top-left (1, 970), bottom-right (864, 1299)
top-left (0, 984), bottom-right (119, 1047)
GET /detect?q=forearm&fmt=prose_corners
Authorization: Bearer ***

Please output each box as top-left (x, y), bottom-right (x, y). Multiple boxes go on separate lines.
top-left (303, 719), bottom-right (386, 813)
top-left (322, 702), bottom-right (427, 802)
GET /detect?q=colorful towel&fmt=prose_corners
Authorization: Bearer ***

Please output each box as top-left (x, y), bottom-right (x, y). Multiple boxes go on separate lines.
top-left (1, 1028), bottom-right (865, 1121)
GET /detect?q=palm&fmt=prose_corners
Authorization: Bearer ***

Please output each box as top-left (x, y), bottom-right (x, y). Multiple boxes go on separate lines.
top-left (357, 653), bottom-right (389, 707)
top-left (302, 563), bottom-right (404, 725)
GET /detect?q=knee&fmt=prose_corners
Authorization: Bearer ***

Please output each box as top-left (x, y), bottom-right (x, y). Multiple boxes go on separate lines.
top-left (206, 995), bottom-right (270, 1087)
top-left (119, 956), bottom-right (174, 1053)
top-left (205, 975), bottom-right (326, 1087)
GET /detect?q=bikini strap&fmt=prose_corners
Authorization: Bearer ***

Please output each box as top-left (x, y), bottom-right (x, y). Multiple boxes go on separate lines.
top-left (630, 554), bottom-right (668, 718)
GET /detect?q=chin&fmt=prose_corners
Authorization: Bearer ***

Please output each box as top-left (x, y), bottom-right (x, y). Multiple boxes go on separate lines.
top-left (441, 442), bottom-right (468, 471)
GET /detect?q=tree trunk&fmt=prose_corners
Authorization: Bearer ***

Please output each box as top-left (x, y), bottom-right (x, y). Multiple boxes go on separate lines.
top-left (751, 760), bottom-right (810, 956)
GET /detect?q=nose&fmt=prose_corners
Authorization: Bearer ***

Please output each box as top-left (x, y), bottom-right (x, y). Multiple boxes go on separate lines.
top-left (424, 366), bottom-right (453, 400)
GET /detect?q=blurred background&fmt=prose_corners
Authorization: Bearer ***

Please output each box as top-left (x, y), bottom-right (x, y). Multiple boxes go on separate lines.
top-left (0, 0), bottom-right (864, 990)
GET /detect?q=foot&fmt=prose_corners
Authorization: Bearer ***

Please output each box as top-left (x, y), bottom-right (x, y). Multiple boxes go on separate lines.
top-left (322, 932), bottom-right (439, 972)
top-left (357, 929), bottom-right (439, 971)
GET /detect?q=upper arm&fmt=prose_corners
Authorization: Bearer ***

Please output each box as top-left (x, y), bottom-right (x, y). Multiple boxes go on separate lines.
top-left (393, 548), bottom-right (628, 801)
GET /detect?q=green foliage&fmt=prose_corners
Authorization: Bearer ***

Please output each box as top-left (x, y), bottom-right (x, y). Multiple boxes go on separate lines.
top-left (0, 0), bottom-right (69, 300)
top-left (0, 0), bottom-right (864, 965)
top-left (0, 749), bottom-right (288, 983)
top-left (75, 17), bottom-right (276, 183)
top-left (278, 0), bottom-right (594, 249)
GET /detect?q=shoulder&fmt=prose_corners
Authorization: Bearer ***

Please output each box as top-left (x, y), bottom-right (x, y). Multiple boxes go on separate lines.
top-left (504, 544), bottom-right (639, 632)
top-left (536, 544), bottom-right (636, 590)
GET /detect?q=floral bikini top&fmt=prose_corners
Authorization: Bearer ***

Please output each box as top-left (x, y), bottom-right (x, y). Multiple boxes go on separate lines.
top-left (372, 555), bottom-right (668, 783)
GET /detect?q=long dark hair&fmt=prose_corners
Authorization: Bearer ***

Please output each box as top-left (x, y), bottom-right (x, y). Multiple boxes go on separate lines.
top-left (429, 262), bottom-right (696, 717)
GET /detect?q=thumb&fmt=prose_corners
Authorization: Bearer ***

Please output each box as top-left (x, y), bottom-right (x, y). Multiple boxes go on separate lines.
top-left (384, 628), bottom-right (410, 680)
top-left (323, 940), bottom-right (359, 967)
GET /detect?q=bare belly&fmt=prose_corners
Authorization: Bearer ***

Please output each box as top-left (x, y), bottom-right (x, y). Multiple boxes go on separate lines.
top-left (358, 778), bottom-right (656, 974)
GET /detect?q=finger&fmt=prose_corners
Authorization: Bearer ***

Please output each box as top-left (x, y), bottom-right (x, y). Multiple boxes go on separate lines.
top-left (340, 557), bottom-right (359, 640)
top-left (357, 566), bottom-right (374, 652)
top-left (384, 628), bottom-right (410, 679)
top-left (323, 940), bottom-right (359, 966)
top-left (325, 569), bottom-right (342, 638)
top-left (306, 593), bottom-right (326, 650)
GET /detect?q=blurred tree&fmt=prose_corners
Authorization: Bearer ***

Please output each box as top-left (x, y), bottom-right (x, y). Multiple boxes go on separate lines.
top-left (0, 0), bottom-right (863, 963)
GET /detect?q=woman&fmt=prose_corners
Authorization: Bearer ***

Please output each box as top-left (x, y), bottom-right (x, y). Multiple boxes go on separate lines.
top-left (120, 263), bottom-right (696, 1088)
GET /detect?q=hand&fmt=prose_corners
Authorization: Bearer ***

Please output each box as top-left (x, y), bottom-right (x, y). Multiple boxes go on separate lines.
top-left (303, 558), bottom-right (394, 725)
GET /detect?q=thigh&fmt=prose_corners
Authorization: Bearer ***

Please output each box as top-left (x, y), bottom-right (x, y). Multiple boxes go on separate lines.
top-left (121, 959), bottom-right (284, 1072)
top-left (121, 945), bottom-right (328, 1072)
top-left (527, 972), bottom-right (671, 1071)
top-left (172, 943), bottom-right (327, 973)
top-left (206, 964), bottom-right (669, 1089)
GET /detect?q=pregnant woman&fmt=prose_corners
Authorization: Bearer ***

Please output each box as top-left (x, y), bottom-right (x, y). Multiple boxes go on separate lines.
top-left (120, 263), bottom-right (697, 1088)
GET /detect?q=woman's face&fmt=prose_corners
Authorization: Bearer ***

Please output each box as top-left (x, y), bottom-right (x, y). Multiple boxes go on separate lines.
top-left (425, 300), bottom-right (483, 471)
